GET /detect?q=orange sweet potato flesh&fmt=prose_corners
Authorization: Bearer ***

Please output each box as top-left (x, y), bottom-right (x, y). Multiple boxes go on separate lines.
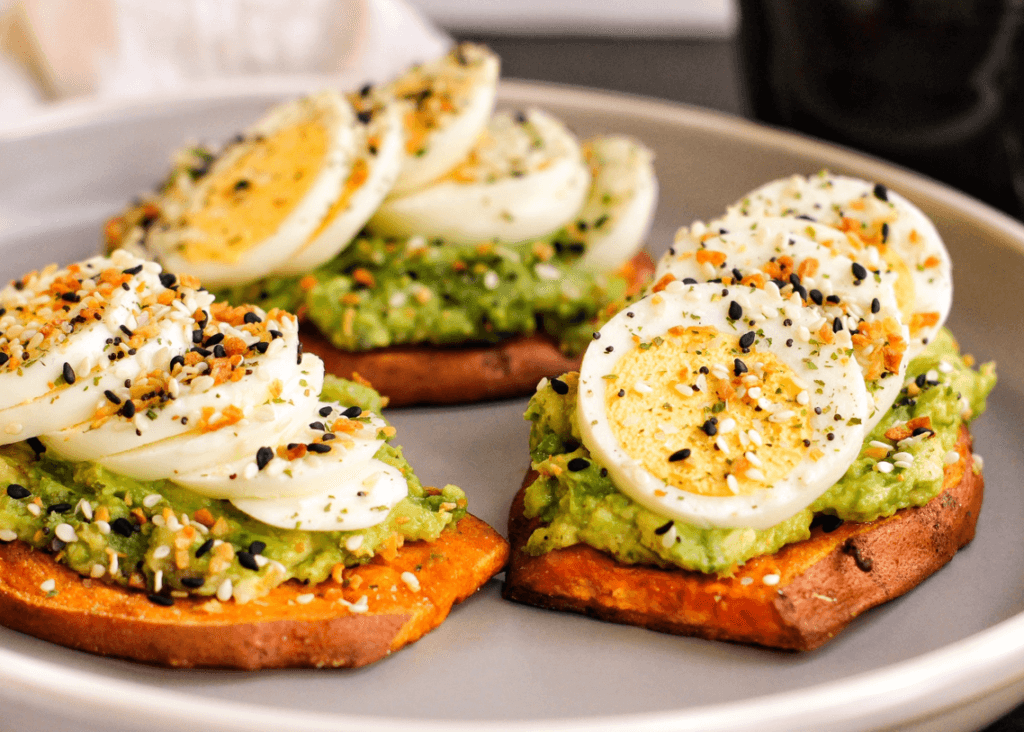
top-left (0, 514), bottom-right (509, 669)
top-left (299, 252), bottom-right (655, 407)
top-left (503, 427), bottom-right (983, 651)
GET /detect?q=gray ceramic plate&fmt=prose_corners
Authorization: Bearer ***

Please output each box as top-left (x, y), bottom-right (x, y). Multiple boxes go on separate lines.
top-left (1, 80), bottom-right (1023, 732)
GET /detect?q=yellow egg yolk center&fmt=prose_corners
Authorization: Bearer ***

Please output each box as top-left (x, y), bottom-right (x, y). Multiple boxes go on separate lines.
top-left (180, 119), bottom-right (329, 264)
top-left (604, 326), bottom-right (812, 497)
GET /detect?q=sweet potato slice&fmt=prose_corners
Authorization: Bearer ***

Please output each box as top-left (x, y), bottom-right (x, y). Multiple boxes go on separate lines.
top-left (299, 252), bottom-right (655, 407)
top-left (503, 427), bottom-right (982, 651)
top-left (0, 514), bottom-right (509, 669)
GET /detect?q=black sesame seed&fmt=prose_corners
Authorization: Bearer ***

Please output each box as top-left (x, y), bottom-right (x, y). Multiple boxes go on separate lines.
top-left (668, 448), bottom-right (691, 462)
top-left (254, 341), bottom-right (269, 354)
top-left (195, 538), bottom-right (214, 558)
top-left (269, 330), bottom-right (283, 339)
top-left (826, 295), bottom-right (841, 304)
top-left (617, 389), bottom-right (626, 397)
top-left (871, 298), bottom-right (881, 314)
top-left (701, 419), bottom-right (718, 436)
top-left (783, 318), bottom-right (793, 327)
top-left (237, 550), bottom-right (259, 571)
top-left (550, 378), bottom-right (569, 395)
top-left (0, 353), bottom-right (8, 367)
top-left (912, 427), bottom-right (934, 437)
top-left (212, 344), bottom-right (226, 359)
top-left (205, 332), bottom-right (224, 346)
top-left (26, 437), bottom-right (45, 454)
top-left (786, 338), bottom-right (794, 347)
top-left (180, 576), bottom-right (205, 589)
top-left (699, 366), bottom-right (709, 374)
top-left (654, 520), bottom-right (675, 535)
top-left (122, 264), bottom-right (143, 275)
top-left (192, 347), bottom-right (211, 357)
top-left (567, 457), bottom-right (590, 472)
top-left (832, 317), bottom-right (843, 333)
top-left (682, 277), bottom-right (698, 285)
top-left (148, 593), bottom-right (175, 607)
top-left (318, 405), bottom-right (333, 417)
top-left (6, 484), bottom-right (30, 499)
top-left (233, 179), bottom-right (251, 192)
top-left (309, 421), bottom-right (326, 431)
top-left (739, 331), bottom-right (755, 349)
top-left (359, 83), bottom-right (372, 96)
top-left (169, 354), bottom-right (185, 371)
top-left (342, 405), bottom-right (363, 418)
top-left (873, 183), bottom-right (889, 201)
top-left (793, 283), bottom-right (808, 300)
top-left (256, 446), bottom-right (274, 470)
top-left (61, 362), bottom-right (76, 385)
top-left (356, 109), bottom-right (373, 124)
top-left (103, 390), bottom-right (122, 405)
top-left (734, 358), bottom-right (748, 376)
top-left (321, 433), bottom-right (335, 441)
top-left (852, 262), bottom-right (868, 281)
top-left (192, 329), bottom-right (203, 344)
top-left (121, 400), bottom-right (136, 419)
top-left (604, 346), bottom-right (614, 354)
top-left (810, 289), bottom-right (824, 306)
top-left (111, 517), bottom-right (135, 537)
top-left (248, 541), bottom-right (267, 556)
top-left (243, 311), bottom-right (262, 324)
top-left (47, 502), bottom-right (72, 514)
top-left (308, 443), bottom-right (332, 454)
top-left (881, 222), bottom-right (890, 243)
top-left (728, 301), bottom-right (743, 320)
top-left (592, 331), bottom-right (601, 340)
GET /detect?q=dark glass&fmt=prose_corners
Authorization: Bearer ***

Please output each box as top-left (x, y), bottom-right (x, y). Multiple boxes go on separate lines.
top-left (738, 0), bottom-right (1024, 218)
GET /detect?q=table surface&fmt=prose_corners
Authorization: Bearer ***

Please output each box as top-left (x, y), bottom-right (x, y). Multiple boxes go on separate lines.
top-left (457, 31), bottom-right (1024, 732)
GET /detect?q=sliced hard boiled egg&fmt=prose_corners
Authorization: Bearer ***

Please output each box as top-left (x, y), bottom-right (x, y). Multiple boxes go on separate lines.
top-left (380, 42), bottom-right (500, 196)
top-left (657, 216), bottom-right (909, 428)
top-left (173, 399), bottom-right (391, 501)
top-left (146, 91), bottom-right (357, 288)
top-left (573, 135), bottom-right (658, 271)
top-left (729, 172), bottom-right (952, 354)
top-left (230, 461), bottom-right (408, 532)
top-left (274, 101), bottom-right (406, 276)
top-left (367, 108), bottom-right (591, 244)
top-left (41, 307), bottom-right (305, 462)
top-left (576, 282), bottom-right (870, 530)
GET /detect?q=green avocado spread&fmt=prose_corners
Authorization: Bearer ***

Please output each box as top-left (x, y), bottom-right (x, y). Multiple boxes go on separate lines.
top-left (215, 234), bottom-right (633, 355)
top-left (521, 329), bottom-right (996, 575)
top-left (0, 377), bottom-right (466, 604)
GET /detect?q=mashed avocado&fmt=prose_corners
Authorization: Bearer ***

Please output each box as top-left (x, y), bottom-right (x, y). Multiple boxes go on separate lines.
top-left (0, 377), bottom-right (466, 604)
top-left (215, 233), bottom-right (632, 355)
top-left (522, 330), bottom-right (996, 574)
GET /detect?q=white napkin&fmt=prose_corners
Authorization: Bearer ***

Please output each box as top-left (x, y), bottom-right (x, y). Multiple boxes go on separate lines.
top-left (0, 0), bottom-right (450, 126)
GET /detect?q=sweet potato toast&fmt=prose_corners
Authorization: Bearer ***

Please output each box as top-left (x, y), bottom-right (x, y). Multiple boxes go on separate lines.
top-left (299, 252), bottom-right (656, 407)
top-left (503, 426), bottom-right (982, 651)
top-left (0, 514), bottom-right (508, 669)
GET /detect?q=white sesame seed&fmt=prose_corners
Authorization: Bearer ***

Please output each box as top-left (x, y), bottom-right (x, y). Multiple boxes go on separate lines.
top-left (876, 461), bottom-right (894, 474)
top-left (483, 271), bottom-right (500, 290)
top-left (869, 440), bottom-right (891, 450)
top-left (712, 365), bottom-right (729, 380)
top-left (660, 524), bottom-right (678, 549)
top-left (674, 383), bottom-right (694, 397)
top-left (54, 524), bottom-right (77, 543)
top-left (151, 514), bottom-right (165, 527)
top-left (95, 520), bottom-right (110, 534)
top-left (40, 579), bottom-right (56, 593)
top-left (715, 438), bottom-right (731, 455)
top-left (757, 397), bottom-right (771, 411)
top-left (892, 452), bottom-right (914, 463)
top-left (926, 369), bottom-right (939, 382)
top-left (726, 474), bottom-right (739, 493)
top-left (153, 545), bottom-right (171, 560)
top-left (77, 499), bottom-right (93, 521)
top-left (769, 410), bottom-right (796, 423)
top-left (217, 578), bottom-right (233, 602)
top-left (143, 494), bottom-right (163, 509)
top-left (255, 555), bottom-right (268, 568)
top-left (695, 374), bottom-right (707, 392)
top-left (0, 529), bottom-right (17, 542)
top-left (745, 451), bottom-right (763, 467)
top-left (90, 564), bottom-right (106, 578)
top-left (634, 380), bottom-right (653, 394)
top-left (535, 263), bottom-right (561, 280)
top-left (747, 386), bottom-right (762, 399)
top-left (718, 418), bottom-right (736, 434)
top-left (26, 504), bottom-right (40, 518)
top-left (740, 576), bottom-right (753, 586)
top-left (748, 429), bottom-right (763, 446)
top-left (165, 515), bottom-right (182, 532)
top-left (894, 461), bottom-right (913, 469)
top-left (154, 570), bottom-right (163, 594)
top-left (296, 593), bottom-right (315, 605)
top-left (944, 450), bottom-right (961, 465)
top-left (401, 571), bottom-right (422, 592)
top-left (746, 468), bottom-right (767, 482)
top-left (762, 574), bottom-right (780, 586)
top-left (938, 360), bottom-right (953, 374)
top-left (796, 390), bottom-right (809, 405)
top-left (798, 325), bottom-right (811, 342)
top-left (345, 534), bottom-right (364, 551)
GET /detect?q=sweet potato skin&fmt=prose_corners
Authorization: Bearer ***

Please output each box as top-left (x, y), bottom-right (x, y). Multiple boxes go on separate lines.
top-left (299, 252), bottom-right (655, 407)
top-left (503, 427), bottom-right (983, 651)
top-left (0, 514), bottom-right (509, 669)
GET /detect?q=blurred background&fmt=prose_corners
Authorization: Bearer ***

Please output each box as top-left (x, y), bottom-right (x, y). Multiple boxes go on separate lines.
top-left (0, 1), bottom-right (1022, 727)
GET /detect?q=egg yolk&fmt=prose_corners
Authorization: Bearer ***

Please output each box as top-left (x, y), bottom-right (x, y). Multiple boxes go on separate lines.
top-left (179, 119), bottom-right (329, 264)
top-left (604, 326), bottom-right (812, 497)
top-left (307, 158), bottom-right (369, 240)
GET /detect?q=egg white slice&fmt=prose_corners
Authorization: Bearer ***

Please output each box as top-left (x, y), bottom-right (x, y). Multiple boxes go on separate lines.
top-left (275, 102), bottom-right (406, 275)
top-left (729, 172), bottom-right (952, 355)
top-left (368, 108), bottom-right (591, 244)
top-left (0, 312), bottom-right (194, 445)
top-left (147, 90), bottom-right (357, 288)
top-left (657, 216), bottom-right (909, 428)
top-left (41, 312), bottom-right (305, 462)
top-left (577, 281), bottom-right (870, 530)
top-left (91, 358), bottom-right (324, 481)
top-left (0, 251), bottom-right (151, 412)
top-left (229, 461), bottom-right (408, 532)
top-left (174, 399), bottom-right (390, 500)
top-left (380, 42), bottom-right (500, 196)
top-left (574, 135), bottom-right (658, 271)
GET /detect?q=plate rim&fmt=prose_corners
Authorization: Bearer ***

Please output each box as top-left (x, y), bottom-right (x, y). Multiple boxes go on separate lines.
top-left (2, 78), bottom-right (1024, 732)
